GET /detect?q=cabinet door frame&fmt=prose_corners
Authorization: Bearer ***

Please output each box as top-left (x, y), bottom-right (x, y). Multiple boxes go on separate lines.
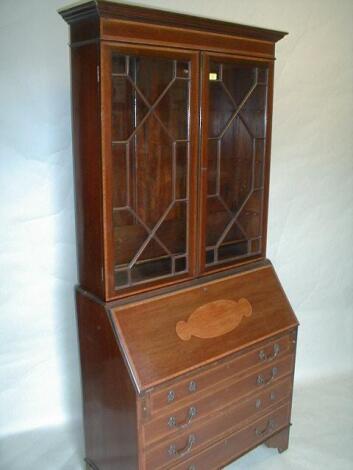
top-left (100, 42), bottom-right (200, 300)
top-left (199, 52), bottom-right (274, 275)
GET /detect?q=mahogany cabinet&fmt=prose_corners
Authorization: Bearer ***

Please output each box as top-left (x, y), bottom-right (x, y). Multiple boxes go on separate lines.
top-left (59, 1), bottom-right (298, 469)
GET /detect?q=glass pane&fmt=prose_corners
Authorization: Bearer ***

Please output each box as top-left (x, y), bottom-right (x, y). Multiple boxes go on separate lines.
top-left (176, 61), bottom-right (190, 79)
top-left (207, 140), bottom-right (218, 195)
top-left (175, 142), bottom-right (188, 199)
top-left (175, 256), bottom-right (187, 272)
top-left (205, 60), bottom-right (268, 267)
top-left (111, 50), bottom-right (191, 289)
top-left (155, 202), bottom-right (187, 254)
top-left (208, 81), bottom-right (234, 138)
top-left (111, 75), bottom-right (149, 142)
top-left (115, 269), bottom-right (129, 287)
top-left (131, 114), bottom-right (173, 227)
top-left (155, 79), bottom-right (189, 140)
top-left (131, 258), bottom-right (172, 284)
top-left (129, 56), bottom-right (174, 104)
top-left (206, 196), bottom-right (231, 247)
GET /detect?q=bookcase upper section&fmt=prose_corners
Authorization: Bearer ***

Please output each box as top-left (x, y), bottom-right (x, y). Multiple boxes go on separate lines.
top-left (60, 1), bottom-right (287, 300)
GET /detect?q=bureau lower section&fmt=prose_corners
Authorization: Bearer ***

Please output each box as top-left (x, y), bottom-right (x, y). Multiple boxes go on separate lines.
top-left (138, 334), bottom-right (296, 470)
top-left (76, 271), bottom-right (298, 470)
top-left (142, 382), bottom-right (292, 469)
top-left (170, 407), bottom-right (291, 470)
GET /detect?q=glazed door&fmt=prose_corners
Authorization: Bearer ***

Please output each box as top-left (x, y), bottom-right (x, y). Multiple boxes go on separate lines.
top-left (199, 53), bottom-right (272, 273)
top-left (102, 43), bottom-right (199, 296)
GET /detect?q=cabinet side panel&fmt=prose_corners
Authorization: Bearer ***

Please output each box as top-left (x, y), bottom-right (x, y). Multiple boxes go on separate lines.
top-left (76, 290), bottom-right (138, 470)
top-left (71, 44), bottom-right (104, 298)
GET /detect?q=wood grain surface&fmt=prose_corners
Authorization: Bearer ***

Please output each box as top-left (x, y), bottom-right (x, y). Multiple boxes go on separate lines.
top-left (176, 298), bottom-right (252, 340)
top-left (110, 265), bottom-right (298, 392)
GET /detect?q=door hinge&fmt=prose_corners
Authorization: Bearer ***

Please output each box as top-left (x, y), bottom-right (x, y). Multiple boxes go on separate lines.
top-left (97, 65), bottom-right (100, 83)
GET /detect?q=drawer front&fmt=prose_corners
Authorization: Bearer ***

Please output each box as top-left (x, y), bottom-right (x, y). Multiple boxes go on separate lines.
top-left (143, 353), bottom-right (294, 447)
top-left (171, 403), bottom-right (291, 470)
top-left (149, 332), bottom-right (295, 415)
top-left (144, 379), bottom-right (292, 468)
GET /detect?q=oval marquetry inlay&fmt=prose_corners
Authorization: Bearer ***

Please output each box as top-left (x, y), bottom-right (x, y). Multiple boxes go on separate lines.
top-left (176, 298), bottom-right (252, 341)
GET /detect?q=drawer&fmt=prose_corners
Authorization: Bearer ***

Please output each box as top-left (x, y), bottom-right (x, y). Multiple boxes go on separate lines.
top-left (149, 332), bottom-right (295, 415)
top-left (144, 379), bottom-right (292, 468)
top-left (171, 403), bottom-right (291, 470)
top-left (143, 353), bottom-right (294, 446)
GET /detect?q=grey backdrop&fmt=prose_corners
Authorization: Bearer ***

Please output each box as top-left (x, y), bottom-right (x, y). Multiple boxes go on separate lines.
top-left (1, 0), bottom-right (352, 468)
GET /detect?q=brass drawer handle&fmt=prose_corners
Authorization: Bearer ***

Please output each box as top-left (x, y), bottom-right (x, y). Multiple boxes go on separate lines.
top-left (167, 390), bottom-right (175, 402)
top-left (255, 390), bottom-right (277, 409)
top-left (168, 406), bottom-right (197, 429)
top-left (168, 434), bottom-right (196, 458)
top-left (255, 418), bottom-right (276, 436)
top-left (256, 367), bottom-right (278, 386)
top-left (259, 343), bottom-right (280, 362)
top-left (189, 380), bottom-right (197, 393)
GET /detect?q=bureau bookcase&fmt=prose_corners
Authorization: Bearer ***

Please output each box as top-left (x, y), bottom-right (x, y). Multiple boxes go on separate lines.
top-left (60, 2), bottom-right (298, 469)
